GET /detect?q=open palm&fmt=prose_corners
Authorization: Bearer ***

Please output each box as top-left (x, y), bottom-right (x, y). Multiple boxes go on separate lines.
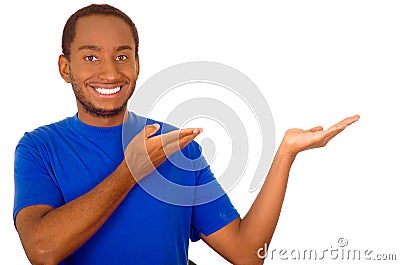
top-left (283, 115), bottom-right (360, 155)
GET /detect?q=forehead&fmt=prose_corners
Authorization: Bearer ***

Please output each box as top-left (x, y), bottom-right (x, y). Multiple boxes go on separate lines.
top-left (72, 15), bottom-right (134, 49)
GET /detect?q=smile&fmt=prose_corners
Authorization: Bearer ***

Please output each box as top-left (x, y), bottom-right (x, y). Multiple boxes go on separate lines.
top-left (94, 86), bottom-right (122, 95)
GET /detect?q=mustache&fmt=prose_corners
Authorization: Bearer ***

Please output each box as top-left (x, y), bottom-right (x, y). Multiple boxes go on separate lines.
top-left (84, 80), bottom-right (130, 86)
top-left (67, 66), bottom-right (131, 87)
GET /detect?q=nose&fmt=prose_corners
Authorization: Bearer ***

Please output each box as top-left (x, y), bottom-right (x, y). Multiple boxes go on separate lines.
top-left (98, 59), bottom-right (120, 81)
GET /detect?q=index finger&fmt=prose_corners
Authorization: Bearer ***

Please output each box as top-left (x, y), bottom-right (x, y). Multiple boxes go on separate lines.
top-left (327, 114), bottom-right (360, 132)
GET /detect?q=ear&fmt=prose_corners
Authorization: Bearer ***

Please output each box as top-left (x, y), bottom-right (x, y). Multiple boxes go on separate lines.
top-left (134, 56), bottom-right (140, 77)
top-left (58, 54), bottom-right (71, 83)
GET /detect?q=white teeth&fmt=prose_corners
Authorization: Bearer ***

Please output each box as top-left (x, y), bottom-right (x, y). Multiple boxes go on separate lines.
top-left (95, 86), bottom-right (121, 95)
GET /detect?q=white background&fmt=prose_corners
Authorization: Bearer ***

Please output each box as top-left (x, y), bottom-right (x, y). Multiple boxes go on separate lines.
top-left (1, 1), bottom-right (399, 264)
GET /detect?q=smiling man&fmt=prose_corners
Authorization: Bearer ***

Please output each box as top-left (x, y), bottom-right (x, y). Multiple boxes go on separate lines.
top-left (60, 12), bottom-right (140, 126)
top-left (13, 4), bottom-right (359, 265)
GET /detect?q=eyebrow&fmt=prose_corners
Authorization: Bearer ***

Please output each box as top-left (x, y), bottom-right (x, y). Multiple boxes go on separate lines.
top-left (78, 45), bottom-right (133, 52)
top-left (116, 45), bottom-right (133, 51)
top-left (78, 45), bottom-right (101, 51)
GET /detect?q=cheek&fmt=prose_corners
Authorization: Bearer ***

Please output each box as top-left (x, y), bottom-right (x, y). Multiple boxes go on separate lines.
top-left (69, 60), bottom-right (98, 81)
top-left (127, 59), bottom-right (139, 74)
top-left (71, 69), bottom-right (96, 86)
top-left (120, 65), bottom-right (139, 80)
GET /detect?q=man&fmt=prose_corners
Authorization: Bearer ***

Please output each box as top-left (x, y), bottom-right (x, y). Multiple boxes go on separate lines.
top-left (13, 4), bottom-right (359, 265)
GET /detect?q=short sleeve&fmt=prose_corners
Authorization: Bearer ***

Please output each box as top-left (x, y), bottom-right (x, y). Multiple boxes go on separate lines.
top-left (13, 133), bottom-right (64, 221)
top-left (188, 142), bottom-right (240, 242)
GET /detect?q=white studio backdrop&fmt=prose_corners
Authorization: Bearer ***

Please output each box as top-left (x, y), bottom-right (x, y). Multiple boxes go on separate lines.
top-left (1, 1), bottom-right (399, 264)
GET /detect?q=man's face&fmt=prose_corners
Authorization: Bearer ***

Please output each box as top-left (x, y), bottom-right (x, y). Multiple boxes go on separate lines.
top-left (60, 15), bottom-right (139, 120)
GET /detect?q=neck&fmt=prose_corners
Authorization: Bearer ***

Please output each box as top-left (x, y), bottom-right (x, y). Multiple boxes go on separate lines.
top-left (77, 109), bottom-right (128, 127)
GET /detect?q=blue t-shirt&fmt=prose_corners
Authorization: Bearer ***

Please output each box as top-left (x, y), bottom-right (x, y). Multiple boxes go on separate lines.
top-left (14, 112), bottom-right (240, 265)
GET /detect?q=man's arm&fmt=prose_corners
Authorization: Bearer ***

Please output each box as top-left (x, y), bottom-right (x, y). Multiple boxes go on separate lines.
top-left (16, 161), bottom-right (135, 265)
top-left (15, 124), bottom-right (202, 265)
top-left (201, 115), bottom-right (360, 265)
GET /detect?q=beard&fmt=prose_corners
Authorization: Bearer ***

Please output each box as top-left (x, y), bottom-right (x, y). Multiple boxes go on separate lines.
top-left (69, 71), bottom-right (135, 119)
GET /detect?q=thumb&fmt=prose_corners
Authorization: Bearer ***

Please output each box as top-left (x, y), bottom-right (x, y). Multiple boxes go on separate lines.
top-left (144, 123), bottom-right (160, 138)
top-left (308, 126), bottom-right (323, 132)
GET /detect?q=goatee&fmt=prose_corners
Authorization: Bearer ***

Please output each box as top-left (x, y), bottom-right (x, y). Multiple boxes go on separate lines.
top-left (69, 71), bottom-right (134, 118)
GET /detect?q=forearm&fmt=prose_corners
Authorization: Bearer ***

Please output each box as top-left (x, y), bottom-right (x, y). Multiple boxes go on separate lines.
top-left (18, 160), bottom-right (136, 264)
top-left (238, 142), bottom-right (296, 249)
top-left (203, 142), bottom-right (296, 265)
top-left (204, 115), bottom-right (359, 264)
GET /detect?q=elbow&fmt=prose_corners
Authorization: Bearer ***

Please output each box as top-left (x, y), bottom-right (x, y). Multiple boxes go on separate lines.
top-left (26, 248), bottom-right (58, 265)
top-left (22, 238), bottom-right (59, 265)
top-left (15, 207), bottom-right (62, 265)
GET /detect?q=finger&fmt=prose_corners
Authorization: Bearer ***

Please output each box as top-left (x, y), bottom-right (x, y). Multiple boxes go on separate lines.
top-left (148, 129), bottom-right (201, 170)
top-left (308, 126), bottom-right (323, 132)
top-left (180, 128), bottom-right (203, 138)
top-left (321, 115), bottom-right (360, 144)
top-left (337, 115), bottom-right (360, 128)
top-left (329, 114), bottom-right (360, 131)
top-left (345, 114), bottom-right (360, 125)
top-left (162, 128), bottom-right (203, 156)
top-left (144, 123), bottom-right (160, 138)
top-left (160, 128), bottom-right (203, 145)
top-left (178, 129), bottom-right (203, 148)
top-left (169, 128), bottom-right (202, 149)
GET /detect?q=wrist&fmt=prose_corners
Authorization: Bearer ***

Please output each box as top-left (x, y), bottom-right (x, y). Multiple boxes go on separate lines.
top-left (119, 159), bottom-right (138, 186)
top-left (276, 140), bottom-right (297, 163)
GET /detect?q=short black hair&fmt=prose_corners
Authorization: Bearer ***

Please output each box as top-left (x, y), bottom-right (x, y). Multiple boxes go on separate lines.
top-left (62, 4), bottom-right (139, 60)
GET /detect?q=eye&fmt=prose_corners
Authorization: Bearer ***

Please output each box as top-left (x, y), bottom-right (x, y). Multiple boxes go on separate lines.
top-left (84, 55), bottom-right (99, 62)
top-left (115, 55), bottom-right (128, 61)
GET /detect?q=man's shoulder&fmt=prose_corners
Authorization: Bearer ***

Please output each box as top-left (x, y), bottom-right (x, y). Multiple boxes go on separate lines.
top-left (28, 116), bottom-right (72, 135)
top-left (18, 116), bottom-right (74, 146)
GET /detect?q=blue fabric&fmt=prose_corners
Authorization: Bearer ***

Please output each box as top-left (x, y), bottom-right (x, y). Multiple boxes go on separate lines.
top-left (14, 112), bottom-right (240, 265)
